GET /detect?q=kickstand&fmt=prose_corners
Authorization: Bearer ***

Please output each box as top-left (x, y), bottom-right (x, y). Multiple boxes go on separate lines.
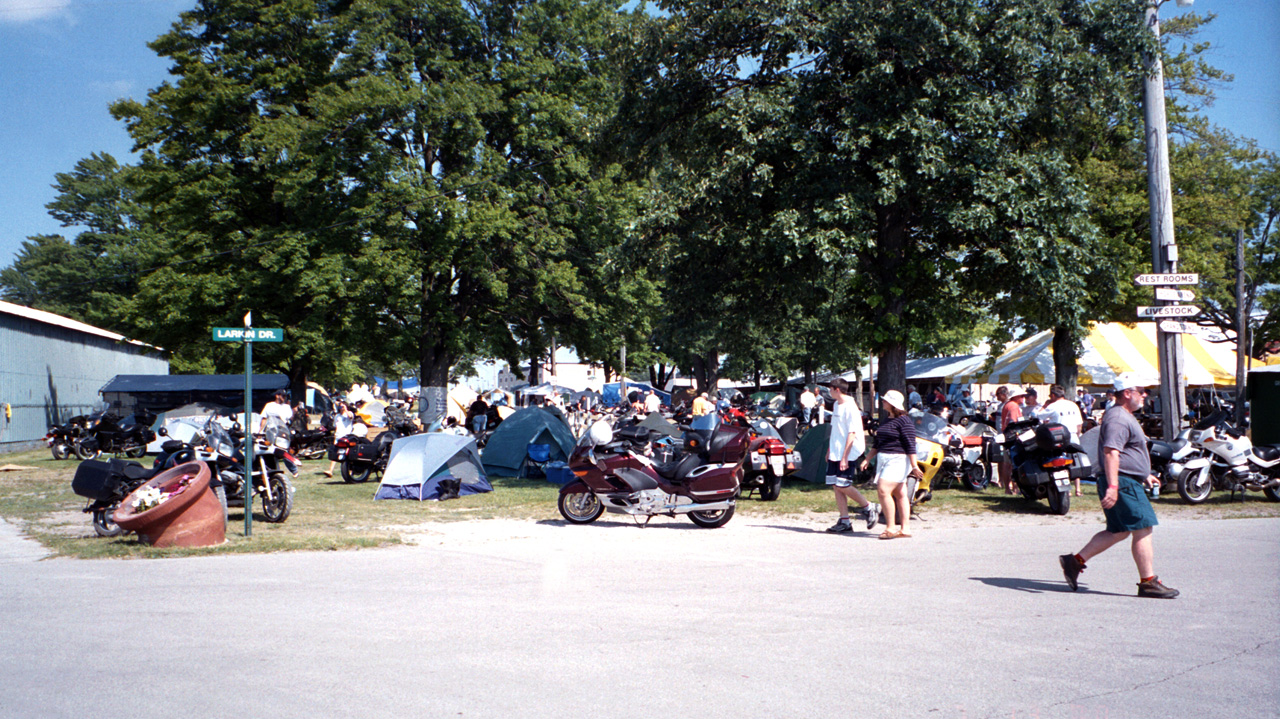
top-left (910, 511), bottom-right (927, 522)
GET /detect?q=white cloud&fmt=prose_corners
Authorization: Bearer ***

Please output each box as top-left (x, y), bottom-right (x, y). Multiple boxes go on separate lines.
top-left (0, 0), bottom-right (72, 24)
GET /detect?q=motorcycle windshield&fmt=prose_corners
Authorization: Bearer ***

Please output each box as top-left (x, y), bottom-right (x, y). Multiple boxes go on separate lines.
top-left (912, 413), bottom-right (951, 445)
top-left (262, 415), bottom-right (291, 448)
top-left (205, 419), bottom-right (238, 458)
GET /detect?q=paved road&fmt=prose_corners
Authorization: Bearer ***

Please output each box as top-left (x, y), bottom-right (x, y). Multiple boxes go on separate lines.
top-left (1, 515), bottom-right (1276, 719)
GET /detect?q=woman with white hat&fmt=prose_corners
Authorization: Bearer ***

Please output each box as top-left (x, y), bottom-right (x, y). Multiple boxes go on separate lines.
top-left (859, 390), bottom-right (924, 539)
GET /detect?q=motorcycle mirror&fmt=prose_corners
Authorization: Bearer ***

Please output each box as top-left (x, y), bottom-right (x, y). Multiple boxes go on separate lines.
top-left (157, 427), bottom-right (168, 437)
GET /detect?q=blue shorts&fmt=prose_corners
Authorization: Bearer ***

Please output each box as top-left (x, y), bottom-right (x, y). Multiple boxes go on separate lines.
top-left (825, 458), bottom-right (860, 487)
top-left (1099, 473), bottom-right (1159, 534)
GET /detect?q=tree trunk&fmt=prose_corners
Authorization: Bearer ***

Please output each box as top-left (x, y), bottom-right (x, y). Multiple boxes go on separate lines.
top-left (869, 202), bottom-right (911, 417)
top-left (1052, 326), bottom-right (1079, 397)
top-left (529, 348), bottom-right (542, 386)
top-left (418, 335), bottom-right (453, 424)
top-left (691, 349), bottom-right (720, 396)
top-left (287, 364), bottom-right (309, 408)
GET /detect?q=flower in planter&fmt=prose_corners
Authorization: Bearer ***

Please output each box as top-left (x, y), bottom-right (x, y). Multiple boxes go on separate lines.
top-left (132, 486), bottom-right (165, 513)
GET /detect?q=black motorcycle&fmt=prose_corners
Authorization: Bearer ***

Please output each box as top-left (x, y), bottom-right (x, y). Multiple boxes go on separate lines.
top-left (995, 417), bottom-right (1092, 515)
top-left (74, 410), bottom-right (157, 460)
top-left (290, 422), bottom-right (334, 460)
top-left (45, 416), bottom-right (91, 460)
top-left (70, 430), bottom-right (201, 537)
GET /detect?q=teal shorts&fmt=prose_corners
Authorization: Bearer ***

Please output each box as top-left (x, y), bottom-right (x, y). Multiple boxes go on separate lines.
top-left (1098, 473), bottom-right (1159, 534)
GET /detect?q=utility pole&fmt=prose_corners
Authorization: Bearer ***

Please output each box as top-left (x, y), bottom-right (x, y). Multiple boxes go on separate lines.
top-left (1142, 0), bottom-right (1190, 440)
top-left (1236, 228), bottom-right (1248, 425)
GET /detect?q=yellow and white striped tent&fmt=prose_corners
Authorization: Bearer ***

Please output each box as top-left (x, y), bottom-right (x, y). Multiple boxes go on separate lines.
top-left (947, 322), bottom-right (1265, 388)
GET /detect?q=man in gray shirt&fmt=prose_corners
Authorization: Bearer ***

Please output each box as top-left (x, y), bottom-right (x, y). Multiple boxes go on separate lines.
top-left (1059, 373), bottom-right (1178, 598)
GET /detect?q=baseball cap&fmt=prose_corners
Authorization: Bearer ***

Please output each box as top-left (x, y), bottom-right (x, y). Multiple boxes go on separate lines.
top-left (1113, 373), bottom-right (1154, 392)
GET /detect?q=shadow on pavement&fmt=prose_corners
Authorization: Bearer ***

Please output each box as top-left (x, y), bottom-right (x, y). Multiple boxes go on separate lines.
top-left (970, 576), bottom-right (1129, 597)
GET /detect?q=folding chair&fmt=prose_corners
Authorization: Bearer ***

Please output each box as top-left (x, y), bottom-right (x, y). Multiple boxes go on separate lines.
top-left (520, 443), bottom-right (553, 479)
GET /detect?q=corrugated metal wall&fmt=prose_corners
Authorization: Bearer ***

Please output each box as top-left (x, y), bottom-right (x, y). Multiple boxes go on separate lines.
top-left (0, 315), bottom-right (168, 450)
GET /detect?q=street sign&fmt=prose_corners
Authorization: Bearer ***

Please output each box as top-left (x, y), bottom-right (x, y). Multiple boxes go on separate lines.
top-left (212, 327), bottom-right (284, 342)
top-left (1133, 273), bottom-right (1198, 286)
top-left (1159, 320), bottom-right (1201, 334)
top-left (1137, 305), bottom-right (1199, 318)
top-left (1154, 287), bottom-right (1195, 302)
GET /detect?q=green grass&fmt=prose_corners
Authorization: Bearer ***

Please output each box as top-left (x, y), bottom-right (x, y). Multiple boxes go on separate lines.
top-left (2, 448), bottom-right (1277, 560)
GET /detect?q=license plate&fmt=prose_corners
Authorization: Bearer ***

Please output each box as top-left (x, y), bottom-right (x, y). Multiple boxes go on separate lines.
top-left (46, 437), bottom-right (54, 446)
top-left (770, 456), bottom-right (785, 474)
top-left (1053, 470), bottom-right (1068, 480)
top-left (336, 449), bottom-right (347, 460)
top-left (1055, 479), bottom-right (1071, 490)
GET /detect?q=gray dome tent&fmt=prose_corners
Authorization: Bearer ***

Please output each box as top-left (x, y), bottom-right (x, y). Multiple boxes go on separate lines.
top-left (480, 407), bottom-right (577, 477)
top-left (374, 434), bottom-right (491, 500)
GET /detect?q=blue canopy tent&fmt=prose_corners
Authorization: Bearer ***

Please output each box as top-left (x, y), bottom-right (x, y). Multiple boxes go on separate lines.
top-left (600, 382), bottom-right (670, 407)
top-left (480, 407), bottom-right (577, 477)
top-left (374, 434), bottom-right (491, 500)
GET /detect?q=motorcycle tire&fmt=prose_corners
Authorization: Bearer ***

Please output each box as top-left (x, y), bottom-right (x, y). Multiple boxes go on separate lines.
top-left (758, 474), bottom-right (782, 502)
top-left (962, 463), bottom-right (990, 492)
top-left (1176, 466), bottom-right (1213, 504)
top-left (124, 444), bottom-right (146, 458)
top-left (74, 441), bottom-right (101, 461)
top-left (341, 461), bottom-right (371, 484)
top-left (557, 491), bottom-right (604, 524)
top-left (1265, 485), bottom-right (1280, 502)
top-left (1047, 485), bottom-right (1070, 515)
top-left (51, 443), bottom-right (70, 461)
top-left (688, 505), bottom-right (735, 529)
top-left (92, 507), bottom-right (124, 537)
top-left (261, 472), bottom-right (293, 523)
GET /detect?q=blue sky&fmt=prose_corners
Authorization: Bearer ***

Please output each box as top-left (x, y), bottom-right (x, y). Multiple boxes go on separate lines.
top-left (1, 0), bottom-right (1277, 268)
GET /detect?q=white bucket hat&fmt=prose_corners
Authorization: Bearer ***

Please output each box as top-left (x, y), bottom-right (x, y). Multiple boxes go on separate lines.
top-left (882, 390), bottom-right (905, 412)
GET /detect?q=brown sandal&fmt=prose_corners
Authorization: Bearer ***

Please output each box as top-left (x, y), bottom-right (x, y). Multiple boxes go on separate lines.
top-left (878, 530), bottom-right (902, 540)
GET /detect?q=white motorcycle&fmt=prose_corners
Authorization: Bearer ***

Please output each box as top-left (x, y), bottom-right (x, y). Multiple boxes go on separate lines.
top-left (1174, 411), bottom-right (1280, 504)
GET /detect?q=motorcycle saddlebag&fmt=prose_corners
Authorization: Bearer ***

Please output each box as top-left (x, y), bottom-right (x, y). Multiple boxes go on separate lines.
top-left (70, 460), bottom-right (118, 501)
top-left (1034, 423), bottom-right (1072, 452)
top-left (1147, 441), bottom-right (1173, 463)
top-left (354, 441), bottom-right (382, 462)
top-left (327, 444), bottom-right (342, 462)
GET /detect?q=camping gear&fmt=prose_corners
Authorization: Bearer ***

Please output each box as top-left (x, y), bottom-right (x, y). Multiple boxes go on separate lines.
top-left (374, 434), bottom-right (491, 501)
top-left (557, 420), bottom-right (750, 528)
top-left (521, 444), bottom-right (553, 479)
top-left (791, 424), bottom-right (831, 483)
top-left (480, 408), bottom-right (576, 477)
top-left (356, 399), bottom-right (390, 426)
top-left (600, 382), bottom-right (670, 407)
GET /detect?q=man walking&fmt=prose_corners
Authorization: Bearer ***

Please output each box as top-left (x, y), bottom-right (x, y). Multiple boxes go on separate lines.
top-left (1059, 374), bottom-right (1178, 598)
top-left (824, 378), bottom-right (879, 534)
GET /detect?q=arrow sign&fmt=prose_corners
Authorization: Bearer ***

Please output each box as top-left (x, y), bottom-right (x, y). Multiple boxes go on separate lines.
top-left (1137, 305), bottom-right (1199, 318)
top-left (1159, 320), bottom-right (1201, 334)
top-left (1154, 287), bottom-right (1195, 302)
top-left (1134, 273), bottom-right (1198, 286)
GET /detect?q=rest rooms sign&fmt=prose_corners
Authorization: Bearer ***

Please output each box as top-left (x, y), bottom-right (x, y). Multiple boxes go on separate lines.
top-left (212, 327), bottom-right (284, 342)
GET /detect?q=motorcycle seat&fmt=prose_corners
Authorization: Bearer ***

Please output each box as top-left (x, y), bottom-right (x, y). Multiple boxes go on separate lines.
top-left (1255, 445), bottom-right (1280, 462)
top-left (108, 458), bottom-right (154, 481)
top-left (614, 467), bottom-right (659, 492)
top-left (654, 454), bottom-right (701, 482)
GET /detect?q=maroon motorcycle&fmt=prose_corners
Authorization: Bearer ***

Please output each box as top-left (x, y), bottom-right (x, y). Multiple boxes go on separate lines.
top-left (558, 420), bottom-right (750, 528)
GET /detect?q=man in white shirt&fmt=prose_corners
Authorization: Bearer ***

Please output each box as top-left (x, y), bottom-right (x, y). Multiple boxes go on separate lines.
top-left (799, 387), bottom-right (817, 427)
top-left (258, 390), bottom-right (294, 435)
top-left (824, 378), bottom-right (880, 533)
top-left (1040, 384), bottom-right (1085, 495)
top-left (643, 390), bottom-right (661, 414)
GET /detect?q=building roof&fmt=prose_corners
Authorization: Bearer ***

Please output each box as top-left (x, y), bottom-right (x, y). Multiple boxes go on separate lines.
top-left (101, 374), bottom-right (290, 393)
top-left (0, 299), bottom-right (155, 348)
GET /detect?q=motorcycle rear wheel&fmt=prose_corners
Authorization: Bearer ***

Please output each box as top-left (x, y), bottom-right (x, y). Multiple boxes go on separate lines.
top-left (688, 505), bottom-right (735, 528)
top-left (1263, 483), bottom-right (1280, 502)
top-left (51, 443), bottom-right (70, 461)
top-left (341, 461), bottom-right (371, 483)
top-left (558, 491), bottom-right (603, 524)
top-left (1176, 467), bottom-right (1213, 504)
top-left (92, 507), bottom-right (123, 537)
top-left (758, 474), bottom-right (782, 501)
top-left (1047, 485), bottom-right (1070, 515)
top-left (261, 472), bottom-right (293, 523)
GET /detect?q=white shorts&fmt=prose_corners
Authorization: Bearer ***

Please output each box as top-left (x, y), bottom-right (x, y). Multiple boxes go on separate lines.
top-left (873, 453), bottom-right (912, 485)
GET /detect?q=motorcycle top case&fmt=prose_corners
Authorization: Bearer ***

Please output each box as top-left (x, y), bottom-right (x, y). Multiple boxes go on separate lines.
top-left (1034, 423), bottom-right (1072, 452)
top-left (71, 460), bottom-right (119, 501)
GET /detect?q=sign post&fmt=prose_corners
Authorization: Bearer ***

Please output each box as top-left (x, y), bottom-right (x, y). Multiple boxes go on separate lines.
top-left (212, 316), bottom-right (284, 537)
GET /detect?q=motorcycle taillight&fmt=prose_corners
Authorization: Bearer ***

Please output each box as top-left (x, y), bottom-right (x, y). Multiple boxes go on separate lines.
top-left (1043, 457), bottom-right (1073, 469)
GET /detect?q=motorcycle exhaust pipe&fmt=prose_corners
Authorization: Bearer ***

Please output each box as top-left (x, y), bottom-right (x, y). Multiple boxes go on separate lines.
top-left (670, 500), bottom-right (733, 514)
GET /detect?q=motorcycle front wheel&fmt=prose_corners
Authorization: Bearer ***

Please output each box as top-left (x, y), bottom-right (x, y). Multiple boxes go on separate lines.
top-left (1176, 466), bottom-right (1213, 504)
top-left (688, 505), bottom-right (735, 528)
top-left (341, 461), bottom-right (371, 483)
top-left (962, 463), bottom-right (990, 491)
top-left (92, 507), bottom-right (123, 537)
top-left (74, 440), bottom-right (101, 461)
top-left (557, 491), bottom-right (603, 524)
top-left (51, 443), bottom-right (70, 461)
top-left (261, 472), bottom-right (293, 523)
top-left (124, 444), bottom-right (146, 458)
